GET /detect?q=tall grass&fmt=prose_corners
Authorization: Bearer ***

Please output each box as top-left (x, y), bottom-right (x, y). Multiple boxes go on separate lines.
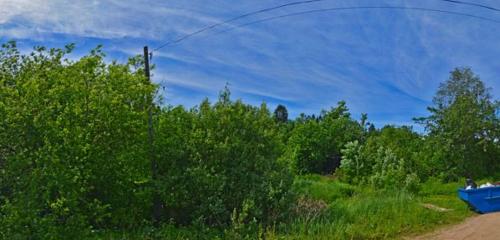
top-left (95, 175), bottom-right (472, 239)
top-left (266, 175), bottom-right (472, 240)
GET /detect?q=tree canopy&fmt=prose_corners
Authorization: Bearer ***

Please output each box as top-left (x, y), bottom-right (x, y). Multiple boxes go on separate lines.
top-left (416, 67), bottom-right (500, 178)
top-left (274, 104), bottom-right (289, 123)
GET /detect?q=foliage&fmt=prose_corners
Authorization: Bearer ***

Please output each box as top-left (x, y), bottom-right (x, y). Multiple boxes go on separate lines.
top-left (0, 42), bottom-right (154, 238)
top-left (338, 126), bottom-right (423, 191)
top-left (362, 126), bottom-right (423, 177)
top-left (265, 175), bottom-right (471, 240)
top-left (274, 104), bottom-right (288, 123)
top-left (1, 41), bottom-right (498, 239)
top-left (369, 147), bottom-right (420, 192)
top-left (155, 88), bottom-right (294, 229)
top-left (292, 175), bottom-right (356, 203)
top-left (339, 142), bottom-right (421, 192)
top-left (284, 101), bottom-right (363, 174)
top-left (0, 43), bottom-right (293, 238)
top-left (338, 140), bottom-right (366, 184)
top-left (415, 67), bottom-right (500, 179)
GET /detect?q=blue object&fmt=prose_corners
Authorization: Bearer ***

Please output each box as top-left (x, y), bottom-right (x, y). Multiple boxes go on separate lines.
top-left (458, 186), bottom-right (500, 213)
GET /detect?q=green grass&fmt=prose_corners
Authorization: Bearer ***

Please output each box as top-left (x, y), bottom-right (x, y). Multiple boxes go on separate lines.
top-left (291, 174), bottom-right (357, 202)
top-left (89, 224), bottom-right (221, 240)
top-left (266, 175), bottom-right (473, 240)
top-left (93, 175), bottom-right (474, 239)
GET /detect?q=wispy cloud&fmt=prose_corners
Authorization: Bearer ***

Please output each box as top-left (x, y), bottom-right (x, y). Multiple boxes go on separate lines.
top-left (0, 0), bottom-right (228, 40)
top-left (1, 0), bottom-right (499, 128)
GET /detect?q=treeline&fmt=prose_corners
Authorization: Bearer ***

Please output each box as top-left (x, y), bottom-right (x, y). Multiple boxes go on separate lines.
top-left (0, 43), bottom-right (499, 239)
top-left (284, 68), bottom-right (499, 183)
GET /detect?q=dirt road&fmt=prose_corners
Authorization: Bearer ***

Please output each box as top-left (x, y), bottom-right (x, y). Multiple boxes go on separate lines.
top-left (414, 212), bottom-right (500, 240)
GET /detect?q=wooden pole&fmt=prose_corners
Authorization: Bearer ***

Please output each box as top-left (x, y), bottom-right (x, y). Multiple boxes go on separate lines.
top-left (144, 46), bottom-right (161, 225)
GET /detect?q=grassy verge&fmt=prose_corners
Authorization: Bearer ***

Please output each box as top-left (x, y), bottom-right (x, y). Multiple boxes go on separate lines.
top-left (93, 175), bottom-right (473, 239)
top-left (265, 175), bottom-right (472, 240)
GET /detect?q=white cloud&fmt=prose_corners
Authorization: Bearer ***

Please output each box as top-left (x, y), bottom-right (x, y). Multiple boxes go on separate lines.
top-left (1, 0), bottom-right (499, 123)
top-left (0, 0), bottom-right (227, 39)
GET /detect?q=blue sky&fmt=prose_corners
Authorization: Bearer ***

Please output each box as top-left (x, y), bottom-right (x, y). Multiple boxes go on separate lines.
top-left (1, 0), bottom-right (499, 130)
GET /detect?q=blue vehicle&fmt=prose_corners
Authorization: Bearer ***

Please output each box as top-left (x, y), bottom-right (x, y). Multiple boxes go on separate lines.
top-left (458, 186), bottom-right (500, 213)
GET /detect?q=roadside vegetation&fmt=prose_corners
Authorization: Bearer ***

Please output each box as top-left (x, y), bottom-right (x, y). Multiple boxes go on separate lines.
top-left (267, 175), bottom-right (472, 239)
top-left (1, 42), bottom-right (498, 239)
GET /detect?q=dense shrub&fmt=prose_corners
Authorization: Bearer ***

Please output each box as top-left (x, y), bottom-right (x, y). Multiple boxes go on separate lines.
top-left (0, 43), bottom-right (293, 238)
top-left (0, 43), bottom-right (154, 237)
top-left (369, 147), bottom-right (420, 192)
top-left (1, 41), bottom-right (498, 239)
top-left (338, 140), bottom-right (366, 184)
top-left (355, 126), bottom-right (423, 191)
top-left (361, 126), bottom-right (423, 176)
top-left (154, 88), bottom-right (294, 229)
top-left (339, 141), bottom-right (421, 192)
top-left (284, 101), bottom-right (363, 174)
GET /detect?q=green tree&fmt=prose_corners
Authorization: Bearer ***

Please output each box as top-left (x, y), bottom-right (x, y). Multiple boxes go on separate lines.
top-left (339, 126), bottom-right (423, 188)
top-left (154, 88), bottom-right (294, 229)
top-left (338, 140), bottom-right (365, 183)
top-left (285, 101), bottom-right (363, 174)
top-left (360, 113), bottom-right (368, 130)
top-left (415, 67), bottom-right (499, 179)
top-left (369, 147), bottom-right (420, 192)
top-left (362, 126), bottom-right (422, 174)
top-left (274, 104), bottom-right (289, 123)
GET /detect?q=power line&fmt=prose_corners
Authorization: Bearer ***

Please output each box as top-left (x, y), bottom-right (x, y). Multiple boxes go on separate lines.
top-left (152, 0), bottom-right (330, 51)
top-left (212, 6), bottom-right (500, 36)
top-left (152, 2), bottom-right (500, 51)
top-left (439, 0), bottom-right (500, 12)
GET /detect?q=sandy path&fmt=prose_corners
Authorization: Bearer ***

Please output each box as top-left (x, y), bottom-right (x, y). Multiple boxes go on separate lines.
top-left (414, 212), bottom-right (500, 240)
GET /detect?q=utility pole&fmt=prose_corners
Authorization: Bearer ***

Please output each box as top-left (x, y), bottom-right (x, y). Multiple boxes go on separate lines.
top-left (144, 46), bottom-right (161, 225)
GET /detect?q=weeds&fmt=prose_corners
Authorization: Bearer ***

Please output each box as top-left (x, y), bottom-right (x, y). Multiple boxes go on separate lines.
top-left (265, 175), bottom-right (472, 240)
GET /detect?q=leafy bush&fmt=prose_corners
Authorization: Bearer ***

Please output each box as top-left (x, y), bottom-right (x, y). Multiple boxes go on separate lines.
top-left (284, 102), bottom-right (363, 174)
top-left (370, 147), bottom-right (407, 188)
top-left (339, 140), bottom-right (421, 192)
top-left (2, 41), bottom-right (498, 239)
top-left (338, 140), bottom-right (367, 184)
top-left (369, 147), bottom-right (420, 192)
top-left (285, 120), bottom-right (325, 174)
top-left (155, 88), bottom-right (294, 228)
top-left (0, 42), bottom-right (153, 237)
top-left (0, 43), bottom-right (295, 238)
top-left (404, 173), bottom-right (421, 193)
